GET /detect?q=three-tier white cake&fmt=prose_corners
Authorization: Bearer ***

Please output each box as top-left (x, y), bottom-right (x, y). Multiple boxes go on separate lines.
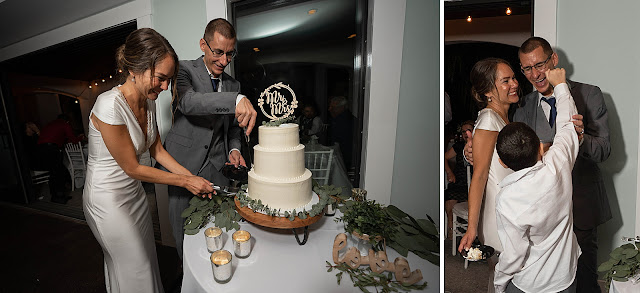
top-left (247, 123), bottom-right (313, 211)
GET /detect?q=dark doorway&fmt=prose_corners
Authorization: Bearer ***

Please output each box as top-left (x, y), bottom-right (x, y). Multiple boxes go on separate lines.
top-left (0, 21), bottom-right (136, 219)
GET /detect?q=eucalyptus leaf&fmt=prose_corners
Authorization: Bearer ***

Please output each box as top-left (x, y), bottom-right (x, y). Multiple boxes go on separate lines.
top-left (181, 206), bottom-right (196, 218)
top-left (184, 228), bottom-right (200, 235)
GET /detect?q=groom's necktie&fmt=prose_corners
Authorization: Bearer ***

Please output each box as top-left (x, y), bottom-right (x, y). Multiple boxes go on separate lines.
top-left (211, 78), bottom-right (220, 92)
top-left (541, 96), bottom-right (557, 127)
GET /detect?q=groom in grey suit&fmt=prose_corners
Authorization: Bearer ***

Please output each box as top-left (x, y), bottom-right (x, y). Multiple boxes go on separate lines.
top-left (162, 18), bottom-right (256, 259)
top-left (514, 37), bottom-right (611, 293)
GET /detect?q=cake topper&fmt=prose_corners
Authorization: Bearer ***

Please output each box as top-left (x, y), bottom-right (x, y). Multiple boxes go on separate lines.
top-left (258, 82), bottom-right (298, 121)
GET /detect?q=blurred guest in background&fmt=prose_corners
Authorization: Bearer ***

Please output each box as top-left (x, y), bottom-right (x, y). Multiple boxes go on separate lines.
top-left (297, 104), bottom-right (322, 143)
top-left (37, 114), bottom-right (81, 203)
top-left (328, 95), bottom-right (353, 166)
top-left (444, 120), bottom-right (474, 239)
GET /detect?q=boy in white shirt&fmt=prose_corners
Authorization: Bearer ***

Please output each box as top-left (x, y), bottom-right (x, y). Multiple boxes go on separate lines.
top-left (493, 68), bottom-right (581, 293)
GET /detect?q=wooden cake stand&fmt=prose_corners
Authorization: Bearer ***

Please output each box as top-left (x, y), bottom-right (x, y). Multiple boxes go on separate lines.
top-left (234, 195), bottom-right (323, 245)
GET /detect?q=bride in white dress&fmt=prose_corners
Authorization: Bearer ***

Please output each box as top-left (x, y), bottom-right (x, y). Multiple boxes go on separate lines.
top-left (83, 28), bottom-right (214, 293)
top-left (458, 58), bottom-right (520, 292)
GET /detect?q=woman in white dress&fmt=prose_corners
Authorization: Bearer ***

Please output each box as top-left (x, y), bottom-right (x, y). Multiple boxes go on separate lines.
top-left (457, 58), bottom-right (520, 292)
top-left (83, 28), bottom-right (214, 293)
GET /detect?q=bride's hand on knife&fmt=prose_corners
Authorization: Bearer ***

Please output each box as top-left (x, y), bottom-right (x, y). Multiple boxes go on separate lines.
top-left (183, 175), bottom-right (215, 198)
top-left (458, 228), bottom-right (477, 252)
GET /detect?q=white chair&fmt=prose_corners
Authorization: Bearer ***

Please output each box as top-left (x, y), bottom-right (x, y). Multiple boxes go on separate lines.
top-left (64, 142), bottom-right (86, 191)
top-left (30, 170), bottom-right (50, 185)
top-left (305, 149), bottom-right (333, 185)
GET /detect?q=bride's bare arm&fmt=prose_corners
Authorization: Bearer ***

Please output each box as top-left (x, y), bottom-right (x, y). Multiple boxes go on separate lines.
top-left (92, 114), bottom-right (213, 195)
top-left (458, 129), bottom-right (498, 252)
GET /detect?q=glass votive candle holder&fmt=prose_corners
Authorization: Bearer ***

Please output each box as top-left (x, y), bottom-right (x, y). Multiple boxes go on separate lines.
top-left (210, 250), bottom-right (232, 283)
top-left (204, 227), bottom-right (223, 252)
top-left (232, 230), bottom-right (252, 258)
top-left (351, 188), bottom-right (367, 201)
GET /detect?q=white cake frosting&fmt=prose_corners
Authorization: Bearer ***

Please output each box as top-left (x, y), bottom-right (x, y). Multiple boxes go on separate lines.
top-left (248, 123), bottom-right (313, 210)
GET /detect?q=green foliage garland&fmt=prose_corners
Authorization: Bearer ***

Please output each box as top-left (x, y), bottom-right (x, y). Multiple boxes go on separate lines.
top-left (182, 184), bottom-right (342, 234)
top-left (326, 262), bottom-right (427, 293)
top-left (262, 116), bottom-right (295, 127)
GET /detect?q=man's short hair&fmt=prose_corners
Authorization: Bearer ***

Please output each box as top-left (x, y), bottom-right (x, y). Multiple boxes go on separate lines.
top-left (519, 36), bottom-right (553, 57)
top-left (496, 122), bottom-right (540, 171)
top-left (204, 18), bottom-right (236, 41)
top-left (330, 96), bottom-right (348, 107)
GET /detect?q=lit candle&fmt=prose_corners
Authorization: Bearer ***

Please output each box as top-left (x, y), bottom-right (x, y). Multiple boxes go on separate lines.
top-left (204, 227), bottom-right (223, 252)
top-left (232, 230), bottom-right (252, 258)
top-left (210, 250), bottom-right (232, 283)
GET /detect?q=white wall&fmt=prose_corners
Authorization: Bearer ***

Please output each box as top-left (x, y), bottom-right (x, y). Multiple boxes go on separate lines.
top-left (360, 0), bottom-right (405, 205)
top-left (389, 0), bottom-right (439, 223)
top-left (553, 0), bottom-right (639, 265)
top-left (444, 14), bottom-right (531, 47)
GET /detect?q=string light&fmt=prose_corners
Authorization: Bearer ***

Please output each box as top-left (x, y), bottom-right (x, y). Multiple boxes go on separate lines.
top-left (506, 7), bottom-right (512, 15)
top-left (89, 85), bottom-right (92, 89)
top-left (467, 15), bottom-right (472, 22)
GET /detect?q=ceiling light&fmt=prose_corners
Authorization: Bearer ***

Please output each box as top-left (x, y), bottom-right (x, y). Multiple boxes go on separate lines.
top-left (102, 79), bottom-right (105, 82)
top-left (348, 34), bottom-right (356, 39)
top-left (467, 15), bottom-right (472, 22)
top-left (308, 9), bottom-right (317, 15)
top-left (89, 85), bottom-right (92, 89)
top-left (506, 7), bottom-right (512, 15)
top-left (75, 100), bottom-right (79, 104)
top-left (95, 82), bottom-right (98, 86)
top-left (109, 75), bottom-right (113, 79)
top-left (253, 47), bottom-right (260, 52)
top-left (118, 69), bottom-right (123, 73)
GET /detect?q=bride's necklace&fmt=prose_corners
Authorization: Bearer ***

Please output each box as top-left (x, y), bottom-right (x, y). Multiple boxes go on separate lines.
top-left (123, 94), bottom-right (148, 142)
top-left (487, 104), bottom-right (509, 123)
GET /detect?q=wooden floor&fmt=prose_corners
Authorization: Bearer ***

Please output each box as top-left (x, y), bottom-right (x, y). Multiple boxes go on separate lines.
top-left (27, 182), bottom-right (162, 242)
top-left (0, 201), bottom-right (180, 293)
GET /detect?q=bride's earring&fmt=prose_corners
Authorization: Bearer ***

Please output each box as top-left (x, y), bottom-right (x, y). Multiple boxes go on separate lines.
top-left (488, 97), bottom-right (492, 102)
top-left (131, 76), bottom-right (135, 83)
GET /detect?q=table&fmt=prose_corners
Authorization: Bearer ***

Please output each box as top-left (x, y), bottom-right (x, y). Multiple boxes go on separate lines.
top-left (182, 212), bottom-right (439, 292)
top-left (610, 278), bottom-right (640, 293)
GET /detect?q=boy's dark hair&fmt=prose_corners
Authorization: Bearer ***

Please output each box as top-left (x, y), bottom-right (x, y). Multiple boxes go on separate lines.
top-left (496, 122), bottom-right (540, 171)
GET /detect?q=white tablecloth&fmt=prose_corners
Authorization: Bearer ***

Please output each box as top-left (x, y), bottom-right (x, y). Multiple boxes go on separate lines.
top-left (182, 212), bottom-right (439, 292)
top-left (610, 278), bottom-right (640, 293)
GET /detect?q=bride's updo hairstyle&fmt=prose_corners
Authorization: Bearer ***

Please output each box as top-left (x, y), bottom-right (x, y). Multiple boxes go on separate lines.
top-left (469, 57), bottom-right (511, 109)
top-left (115, 28), bottom-right (179, 97)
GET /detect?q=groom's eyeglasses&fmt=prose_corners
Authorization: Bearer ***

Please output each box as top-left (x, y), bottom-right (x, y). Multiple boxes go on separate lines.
top-left (203, 39), bottom-right (237, 61)
top-left (520, 54), bottom-right (552, 75)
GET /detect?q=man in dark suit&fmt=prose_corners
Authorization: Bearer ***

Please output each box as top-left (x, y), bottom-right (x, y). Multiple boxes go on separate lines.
top-left (514, 37), bottom-right (611, 292)
top-left (162, 18), bottom-right (257, 259)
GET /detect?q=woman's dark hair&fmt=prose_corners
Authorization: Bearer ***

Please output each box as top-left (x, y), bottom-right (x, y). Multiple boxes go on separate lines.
top-left (115, 28), bottom-right (179, 103)
top-left (469, 57), bottom-right (512, 109)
